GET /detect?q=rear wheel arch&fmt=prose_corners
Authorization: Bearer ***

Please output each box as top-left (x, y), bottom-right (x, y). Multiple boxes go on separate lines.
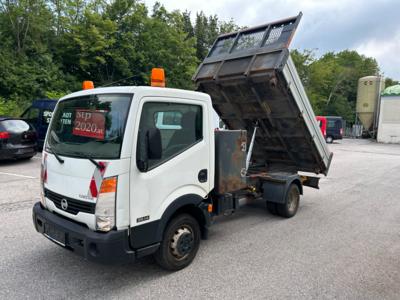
top-left (266, 177), bottom-right (302, 217)
top-left (290, 178), bottom-right (303, 195)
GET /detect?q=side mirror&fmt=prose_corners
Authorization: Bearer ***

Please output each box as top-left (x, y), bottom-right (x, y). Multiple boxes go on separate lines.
top-left (136, 128), bottom-right (162, 172)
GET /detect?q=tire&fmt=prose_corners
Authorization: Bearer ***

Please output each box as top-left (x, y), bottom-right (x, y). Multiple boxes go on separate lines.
top-left (276, 184), bottom-right (300, 218)
top-left (266, 201), bottom-right (278, 215)
top-left (326, 136), bottom-right (333, 143)
top-left (154, 214), bottom-right (200, 271)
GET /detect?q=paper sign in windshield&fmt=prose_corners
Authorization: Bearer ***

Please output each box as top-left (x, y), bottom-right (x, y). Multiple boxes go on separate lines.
top-left (73, 110), bottom-right (106, 139)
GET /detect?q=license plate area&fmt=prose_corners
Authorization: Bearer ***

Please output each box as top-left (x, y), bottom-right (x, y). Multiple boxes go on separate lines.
top-left (17, 148), bottom-right (33, 154)
top-left (44, 223), bottom-right (66, 247)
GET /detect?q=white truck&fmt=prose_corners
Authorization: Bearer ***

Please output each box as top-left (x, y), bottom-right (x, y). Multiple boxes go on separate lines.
top-left (32, 13), bottom-right (332, 270)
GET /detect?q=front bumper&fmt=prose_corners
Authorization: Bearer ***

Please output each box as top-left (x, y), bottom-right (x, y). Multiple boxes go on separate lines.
top-left (32, 202), bottom-right (135, 264)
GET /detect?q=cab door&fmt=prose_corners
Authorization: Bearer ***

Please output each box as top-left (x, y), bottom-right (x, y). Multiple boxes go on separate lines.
top-left (130, 97), bottom-right (211, 232)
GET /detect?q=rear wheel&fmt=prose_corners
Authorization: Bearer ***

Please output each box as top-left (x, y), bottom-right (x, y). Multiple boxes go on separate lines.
top-left (276, 184), bottom-right (300, 218)
top-left (154, 214), bottom-right (200, 271)
top-left (326, 136), bottom-right (333, 143)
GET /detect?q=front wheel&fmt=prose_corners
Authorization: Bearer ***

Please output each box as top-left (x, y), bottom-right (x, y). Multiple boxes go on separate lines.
top-left (154, 214), bottom-right (200, 271)
top-left (326, 136), bottom-right (333, 143)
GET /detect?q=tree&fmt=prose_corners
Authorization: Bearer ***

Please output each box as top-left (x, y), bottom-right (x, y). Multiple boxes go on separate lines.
top-left (140, 4), bottom-right (198, 89)
top-left (57, 8), bottom-right (117, 83)
top-left (194, 12), bottom-right (208, 60)
top-left (385, 77), bottom-right (399, 88)
top-left (291, 49), bottom-right (380, 123)
top-left (181, 10), bottom-right (194, 39)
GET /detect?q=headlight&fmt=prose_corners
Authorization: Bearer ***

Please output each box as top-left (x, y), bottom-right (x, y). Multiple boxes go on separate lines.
top-left (95, 176), bottom-right (117, 232)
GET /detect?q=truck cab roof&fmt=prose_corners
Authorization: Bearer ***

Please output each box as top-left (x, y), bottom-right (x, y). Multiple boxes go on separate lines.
top-left (60, 86), bottom-right (211, 103)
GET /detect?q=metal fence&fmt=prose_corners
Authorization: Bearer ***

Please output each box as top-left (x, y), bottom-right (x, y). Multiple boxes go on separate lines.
top-left (344, 122), bottom-right (363, 138)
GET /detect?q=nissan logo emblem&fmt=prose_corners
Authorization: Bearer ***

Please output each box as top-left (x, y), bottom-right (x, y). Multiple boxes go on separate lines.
top-left (61, 199), bottom-right (68, 210)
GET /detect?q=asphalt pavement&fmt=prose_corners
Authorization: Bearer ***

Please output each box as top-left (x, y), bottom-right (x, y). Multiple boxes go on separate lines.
top-left (0, 139), bottom-right (400, 299)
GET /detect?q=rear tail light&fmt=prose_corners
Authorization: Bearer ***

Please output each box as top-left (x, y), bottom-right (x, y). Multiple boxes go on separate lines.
top-left (95, 177), bottom-right (117, 232)
top-left (340, 128), bottom-right (343, 136)
top-left (0, 131), bottom-right (10, 139)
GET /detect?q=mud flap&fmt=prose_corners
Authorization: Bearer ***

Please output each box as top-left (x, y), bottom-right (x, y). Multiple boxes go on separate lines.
top-left (262, 173), bottom-right (302, 204)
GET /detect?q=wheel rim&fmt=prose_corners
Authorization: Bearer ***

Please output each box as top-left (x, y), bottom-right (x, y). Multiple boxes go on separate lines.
top-left (287, 188), bottom-right (298, 213)
top-left (170, 225), bottom-right (194, 260)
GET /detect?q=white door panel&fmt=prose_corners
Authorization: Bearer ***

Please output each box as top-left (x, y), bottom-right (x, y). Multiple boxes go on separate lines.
top-left (130, 97), bottom-right (211, 227)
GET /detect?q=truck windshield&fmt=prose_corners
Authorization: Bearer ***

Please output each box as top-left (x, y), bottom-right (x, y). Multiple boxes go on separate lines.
top-left (46, 94), bottom-right (132, 159)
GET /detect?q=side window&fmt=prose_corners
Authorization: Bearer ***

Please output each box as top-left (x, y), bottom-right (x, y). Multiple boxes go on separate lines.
top-left (138, 102), bottom-right (203, 169)
top-left (155, 111), bottom-right (182, 130)
top-left (327, 120), bottom-right (335, 128)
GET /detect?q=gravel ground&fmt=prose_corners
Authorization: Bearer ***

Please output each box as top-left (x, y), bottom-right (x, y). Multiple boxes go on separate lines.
top-left (0, 139), bottom-right (399, 299)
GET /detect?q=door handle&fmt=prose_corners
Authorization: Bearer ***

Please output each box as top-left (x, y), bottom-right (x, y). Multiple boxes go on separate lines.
top-left (198, 169), bottom-right (208, 183)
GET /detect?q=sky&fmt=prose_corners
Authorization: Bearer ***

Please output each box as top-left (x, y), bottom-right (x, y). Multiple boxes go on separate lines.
top-left (143, 0), bottom-right (400, 80)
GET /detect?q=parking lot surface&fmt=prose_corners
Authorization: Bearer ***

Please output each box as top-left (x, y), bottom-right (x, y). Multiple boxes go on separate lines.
top-left (0, 139), bottom-right (400, 299)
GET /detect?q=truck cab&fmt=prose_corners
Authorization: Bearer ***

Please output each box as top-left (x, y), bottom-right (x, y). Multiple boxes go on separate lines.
top-left (33, 86), bottom-right (215, 268)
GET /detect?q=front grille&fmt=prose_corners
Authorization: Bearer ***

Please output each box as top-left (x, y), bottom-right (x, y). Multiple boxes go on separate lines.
top-left (45, 188), bottom-right (95, 215)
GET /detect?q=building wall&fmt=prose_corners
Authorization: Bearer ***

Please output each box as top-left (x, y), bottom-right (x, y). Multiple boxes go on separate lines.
top-left (377, 96), bottom-right (400, 144)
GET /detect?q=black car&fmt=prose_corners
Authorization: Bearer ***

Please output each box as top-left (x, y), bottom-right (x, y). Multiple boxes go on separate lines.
top-left (326, 116), bottom-right (343, 143)
top-left (0, 117), bottom-right (37, 160)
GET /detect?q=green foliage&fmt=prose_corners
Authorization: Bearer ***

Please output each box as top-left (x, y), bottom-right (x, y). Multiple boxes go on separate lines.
top-left (291, 49), bottom-right (380, 123)
top-left (192, 12), bottom-right (240, 61)
top-left (0, 97), bottom-right (26, 117)
top-left (45, 91), bottom-right (68, 99)
top-left (385, 77), bottom-right (399, 88)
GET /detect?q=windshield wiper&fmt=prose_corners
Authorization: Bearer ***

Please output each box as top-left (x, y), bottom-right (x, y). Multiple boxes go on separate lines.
top-left (73, 152), bottom-right (104, 170)
top-left (47, 146), bottom-right (64, 164)
top-left (68, 151), bottom-right (105, 170)
top-left (46, 131), bottom-right (64, 164)
top-left (87, 157), bottom-right (105, 170)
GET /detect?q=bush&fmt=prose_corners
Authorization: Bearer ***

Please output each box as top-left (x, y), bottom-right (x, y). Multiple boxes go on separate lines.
top-left (0, 97), bottom-right (27, 117)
